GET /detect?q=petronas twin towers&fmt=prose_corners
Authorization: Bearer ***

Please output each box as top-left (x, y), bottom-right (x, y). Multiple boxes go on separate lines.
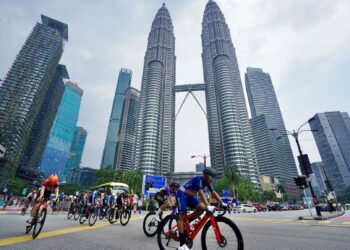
top-left (137, 1), bottom-right (258, 183)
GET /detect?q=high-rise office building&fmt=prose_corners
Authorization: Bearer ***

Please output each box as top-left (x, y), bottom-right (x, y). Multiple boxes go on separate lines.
top-left (0, 15), bottom-right (68, 178)
top-left (201, 0), bottom-right (258, 182)
top-left (245, 67), bottom-right (297, 179)
top-left (309, 112), bottom-right (350, 197)
top-left (39, 81), bottom-right (83, 180)
top-left (16, 65), bottom-right (69, 180)
top-left (101, 68), bottom-right (132, 170)
top-left (309, 162), bottom-right (328, 198)
top-left (136, 3), bottom-right (176, 176)
top-left (64, 126), bottom-right (87, 176)
top-left (115, 87), bottom-right (140, 171)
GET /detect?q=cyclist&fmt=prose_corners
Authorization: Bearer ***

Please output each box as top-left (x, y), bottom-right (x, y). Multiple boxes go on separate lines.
top-left (175, 168), bottom-right (225, 250)
top-left (114, 190), bottom-right (129, 218)
top-left (27, 190), bottom-right (37, 207)
top-left (27, 174), bottom-right (59, 227)
top-left (154, 182), bottom-right (180, 221)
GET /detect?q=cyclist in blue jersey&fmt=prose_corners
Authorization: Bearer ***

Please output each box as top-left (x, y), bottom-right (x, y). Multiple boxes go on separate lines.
top-left (175, 168), bottom-right (226, 250)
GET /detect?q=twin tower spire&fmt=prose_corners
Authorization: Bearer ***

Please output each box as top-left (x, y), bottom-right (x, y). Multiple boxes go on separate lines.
top-left (136, 1), bottom-right (258, 183)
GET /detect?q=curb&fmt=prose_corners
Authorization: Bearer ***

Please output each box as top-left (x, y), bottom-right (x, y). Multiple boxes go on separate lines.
top-left (299, 211), bottom-right (345, 220)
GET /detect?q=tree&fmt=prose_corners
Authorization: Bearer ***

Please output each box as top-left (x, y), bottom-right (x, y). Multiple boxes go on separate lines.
top-left (235, 179), bottom-right (259, 202)
top-left (275, 183), bottom-right (286, 202)
top-left (6, 177), bottom-right (27, 195)
top-left (95, 169), bottom-right (115, 185)
top-left (60, 183), bottom-right (83, 195)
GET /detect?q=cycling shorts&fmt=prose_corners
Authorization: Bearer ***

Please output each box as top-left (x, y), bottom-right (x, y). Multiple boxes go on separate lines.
top-left (176, 190), bottom-right (200, 215)
top-left (43, 190), bottom-right (52, 201)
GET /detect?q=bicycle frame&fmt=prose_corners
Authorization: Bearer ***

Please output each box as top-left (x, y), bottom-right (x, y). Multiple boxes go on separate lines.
top-left (165, 210), bottom-right (223, 244)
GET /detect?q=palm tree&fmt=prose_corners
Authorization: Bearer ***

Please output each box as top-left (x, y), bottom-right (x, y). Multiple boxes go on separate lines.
top-left (275, 183), bottom-right (286, 202)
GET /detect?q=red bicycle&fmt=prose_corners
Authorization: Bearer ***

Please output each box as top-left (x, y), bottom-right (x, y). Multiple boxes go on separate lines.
top-left (157, 205), bottom-right (243, 250)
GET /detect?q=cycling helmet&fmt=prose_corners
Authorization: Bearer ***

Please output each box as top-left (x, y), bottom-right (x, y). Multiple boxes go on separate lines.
top-left (32, 189), bottom-right (37, 193)
top-left (47, 174), bottom-right (59, 185)
top-left (170, 182), bottom-right (180, 189)
top-left (203, 167), bottom-right (217, 178)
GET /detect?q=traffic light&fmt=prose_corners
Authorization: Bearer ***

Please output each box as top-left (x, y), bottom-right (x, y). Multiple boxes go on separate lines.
top-left (150, 181), bottom-right (154, 188)
top-left (145, 182), bottom-right (150, 191)
top-left (294, 176), bottom-right (308, 189)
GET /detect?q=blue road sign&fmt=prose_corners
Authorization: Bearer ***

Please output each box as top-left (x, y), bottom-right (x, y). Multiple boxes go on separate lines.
top-left (143, 175), bottom-right (167, 198)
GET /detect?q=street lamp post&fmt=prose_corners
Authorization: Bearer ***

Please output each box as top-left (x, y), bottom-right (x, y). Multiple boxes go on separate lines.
top-left (191, 154), bottom-right (209, 168)
top-left (269, 118), bottom-right (321, 216)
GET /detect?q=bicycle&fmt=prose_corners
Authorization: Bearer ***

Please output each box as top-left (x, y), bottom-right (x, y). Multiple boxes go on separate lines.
top-left (25, 199), bottom-right (48, 239)
top-left (67, 202), bottom-right (78, 220)
top-left (143, 206), bottom-right (177, 237)
top-left (79, 203), bottom-right (98, 226)
top-left (20, 200), bottom-right (29, 216)
top-left (157, 204), bottom-right (244, 250)
top-left (108, 202), bottom-right (131, 226)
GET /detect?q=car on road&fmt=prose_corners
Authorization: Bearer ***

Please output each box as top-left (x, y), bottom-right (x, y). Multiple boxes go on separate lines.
top-left (252, 203), bottom-right (267, 212)
top-left (238, 204), bottom-right (257, 213)
top-left (267, 203), bottom-right (282, 211)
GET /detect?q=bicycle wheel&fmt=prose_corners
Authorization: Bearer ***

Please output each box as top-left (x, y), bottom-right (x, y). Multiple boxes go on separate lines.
top-left (67, 206), bottom-right (73, 219)
top-left (157, 214), bottom-right (179, 250)
top-left (99, 208), bottom-right (104, 220)
top-left (32, 208), bottom-right (47, 239)
top-left (74, 205), bottom-right (82, 220)
top-left (88, 207), bottom-right (98, 226)
top-left (201, 216), bottom-right (244, 250)
top-left (120, 208), bottom-right (131, 226)
top-left (79, 213), bottom-right (87, 224)
top-left (108, 208), bottom-right (116, 224)
top-left (25, 222), bottom-right (33, 234)
top-left (143, 212), bottom-right (159, 237)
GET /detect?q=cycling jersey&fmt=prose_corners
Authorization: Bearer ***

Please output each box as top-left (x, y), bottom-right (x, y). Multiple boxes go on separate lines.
top-left (183, 176), bottom-right (214, 194)
top-left (117, 194), bottom-right (128, 206)
top-left (155, 186), bottom-right (173, 205)
top-left (176, 176), bottom-right (214, 215)
top-left (107, 195), bottom-right (115, 205)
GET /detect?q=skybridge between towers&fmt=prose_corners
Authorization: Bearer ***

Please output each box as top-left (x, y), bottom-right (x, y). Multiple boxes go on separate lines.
top-left (174, 83), bottom-right (207, 120)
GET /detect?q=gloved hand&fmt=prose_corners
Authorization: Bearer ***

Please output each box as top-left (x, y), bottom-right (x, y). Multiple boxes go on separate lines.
top-left (221, 202), bottom-right (227, 207)
top-left (206, 205), bottom-right (215, 212)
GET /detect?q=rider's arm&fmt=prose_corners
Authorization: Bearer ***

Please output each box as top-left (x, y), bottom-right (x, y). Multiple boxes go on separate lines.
top-left (210, 191), bottom-right (222, 204)
top-left (198, 190), bottom-right (209, 207)
top-left (39, 186), bottom-right (45, 199)
top-left (168, 196), bottom-right (175, 206)
top-left (54, 188), bottom-right (59, 200)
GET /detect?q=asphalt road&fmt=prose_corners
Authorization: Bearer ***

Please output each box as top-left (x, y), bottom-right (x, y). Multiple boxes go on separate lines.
top-left (0, 210), bottom-right (349, 249)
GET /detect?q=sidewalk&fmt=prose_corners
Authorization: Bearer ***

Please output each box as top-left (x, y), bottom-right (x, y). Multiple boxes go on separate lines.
top-left (299, 210), bottom-right (345, 220)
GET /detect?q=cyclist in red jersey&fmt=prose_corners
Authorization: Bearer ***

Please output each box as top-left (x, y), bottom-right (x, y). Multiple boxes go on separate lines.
top-left (27, 174), bottom-right (59, 226)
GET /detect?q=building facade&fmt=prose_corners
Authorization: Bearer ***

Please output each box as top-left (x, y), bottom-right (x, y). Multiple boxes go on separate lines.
top-left (101, 68), bottom-right (132, 170)
top-left (0, 15), bottom-right (68, 178)
top-left (245, 67), bottom-right (297, 180)
top-left (166, 171), bottom-right (202, 187)
top-left (115, 87), bottom-right (140, 171)
top-left (309, 112), bottom-right (350, 197)
top-left (201, 1), bottom-right (258, 182)
top-left (66, 167), bottom-right (97, 188)
top-left (38, 81), bottom-right (83, 180)
top-left (64, 126), bottom-right (88, 177)
top-left (136, 3), bottom-right (176, 176)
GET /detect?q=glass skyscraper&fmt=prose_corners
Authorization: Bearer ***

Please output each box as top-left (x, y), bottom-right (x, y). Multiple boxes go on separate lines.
top-left (309, 112), bottom-right (350, 197)
top-left (201, 1), bottom-right (258, 182)
top-left (16, 65), bottom-right (69, 180)
top-left (39, 81), bottom-right (83, 180)
top-left (115, 87), bottom-right (140, 171)
top-left (245, 67), bottom-right (297, 180)
top-left (136, 3), bottom-right (176, 176)
top-left (64, 126), bottom-right (87, 176)
top-left (101, 68), bottom-right (132, 170)
top-left (0, 15), bottom-right (68, 178)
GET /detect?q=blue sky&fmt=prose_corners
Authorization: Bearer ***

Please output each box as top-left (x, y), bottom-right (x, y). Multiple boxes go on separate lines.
top-left (0, 0), bottom-right (349, 173)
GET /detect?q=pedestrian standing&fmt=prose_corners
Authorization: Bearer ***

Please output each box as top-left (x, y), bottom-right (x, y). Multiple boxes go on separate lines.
top-left (138, 197), bottom-right (142, 214)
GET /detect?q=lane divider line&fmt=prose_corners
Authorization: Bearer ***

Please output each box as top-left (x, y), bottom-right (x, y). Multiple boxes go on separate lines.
top-left (0, 215), bottom-right (145, 247)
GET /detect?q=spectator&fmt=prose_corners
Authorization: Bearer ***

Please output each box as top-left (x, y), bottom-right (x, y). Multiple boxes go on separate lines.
top-left (137, 196), bottom-right (142, 214)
